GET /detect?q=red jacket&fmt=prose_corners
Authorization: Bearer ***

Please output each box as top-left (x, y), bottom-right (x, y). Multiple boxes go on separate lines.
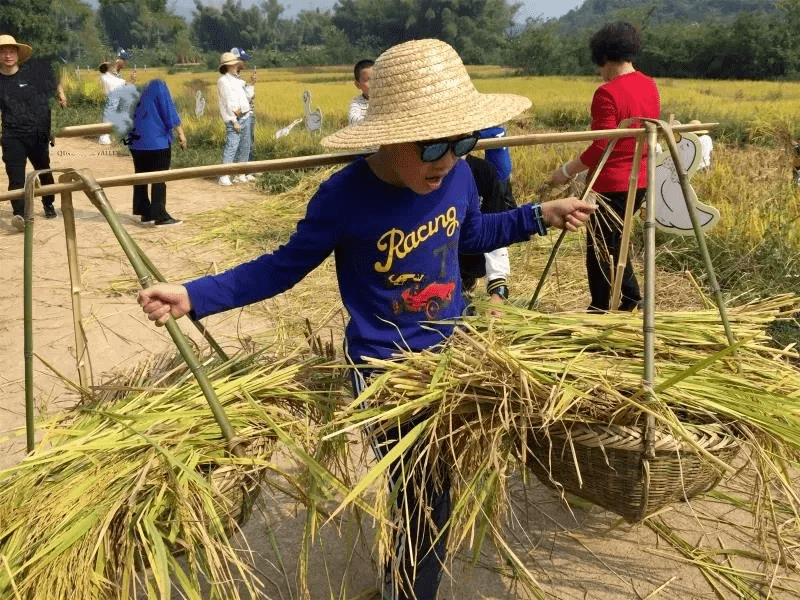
top-left (580, 70), bottom-right (660, 193)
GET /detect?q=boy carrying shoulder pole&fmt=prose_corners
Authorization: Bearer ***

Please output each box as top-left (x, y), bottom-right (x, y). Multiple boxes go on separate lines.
top-left (138, 38), bottom-right (594, 600)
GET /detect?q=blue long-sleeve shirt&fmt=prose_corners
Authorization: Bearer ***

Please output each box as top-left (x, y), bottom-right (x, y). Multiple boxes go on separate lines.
top-left (187, 158), bottom-right (543, 361)
top-left (127, 80), bottom-right (181, 150)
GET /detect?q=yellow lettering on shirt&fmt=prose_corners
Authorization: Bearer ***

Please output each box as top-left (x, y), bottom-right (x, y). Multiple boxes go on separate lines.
top-left (374, 206), bottom-right (459, 272)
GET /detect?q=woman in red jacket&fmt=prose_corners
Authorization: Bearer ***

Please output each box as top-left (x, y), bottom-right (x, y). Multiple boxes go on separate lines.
top-left (549, 21), bottom-right (660, 312)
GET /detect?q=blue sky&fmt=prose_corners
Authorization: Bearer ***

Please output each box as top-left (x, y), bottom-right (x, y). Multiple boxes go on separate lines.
top-left (158, 0), bottom-right (583, 23)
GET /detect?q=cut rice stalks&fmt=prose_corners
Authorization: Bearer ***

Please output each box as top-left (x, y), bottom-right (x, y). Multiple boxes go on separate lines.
top-left (325, 295), bottom-right (800, 596)
top-left (0, 349), bottom-right (338, 600)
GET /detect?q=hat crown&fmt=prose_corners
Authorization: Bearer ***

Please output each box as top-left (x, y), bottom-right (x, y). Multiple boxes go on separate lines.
top-left (367, 39), bottom-right (478, 122)
top-left (219, 52), bottom-right (239, 66)
top-left (321, 38), bottom-right (531, 149)
top-left (0, 34), bottom-right (32, 63)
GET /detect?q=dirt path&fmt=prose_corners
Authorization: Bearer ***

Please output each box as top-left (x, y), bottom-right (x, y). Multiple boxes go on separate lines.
top-left (0, 137), bottom-right (773, 599)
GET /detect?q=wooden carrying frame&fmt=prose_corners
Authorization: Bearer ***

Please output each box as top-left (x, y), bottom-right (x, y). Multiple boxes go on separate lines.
top-left (11, 123), bottom-right (734, 521)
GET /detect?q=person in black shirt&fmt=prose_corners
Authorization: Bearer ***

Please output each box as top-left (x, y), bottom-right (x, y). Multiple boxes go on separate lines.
top-left (460, 153), bottom-right (517, 311)
top-left (0, 34), bottom-right (66, 231)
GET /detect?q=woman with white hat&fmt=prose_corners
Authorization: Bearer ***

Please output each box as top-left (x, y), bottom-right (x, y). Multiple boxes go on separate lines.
top-left (216, 51), bottom-right (252, 186)
top-left (139, 38), bottom-right (594, 599)
top-left (0, 34), bottom-right (63, 230)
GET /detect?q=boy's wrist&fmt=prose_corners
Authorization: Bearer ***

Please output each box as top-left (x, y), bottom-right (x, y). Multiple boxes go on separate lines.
top-left (530, 203), bottom-right (547, 236)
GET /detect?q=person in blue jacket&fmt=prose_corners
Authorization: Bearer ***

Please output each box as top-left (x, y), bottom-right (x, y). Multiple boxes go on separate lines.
top-left (125, 79), bottom-right (187, 226)
top-left (138, 39), bottom-right (593, 600)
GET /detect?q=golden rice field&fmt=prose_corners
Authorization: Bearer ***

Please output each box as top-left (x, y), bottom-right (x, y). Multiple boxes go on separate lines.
top-left (67, 64), bottom-right (800, 136)
top-left (62, 64), bottom-right (800, 299)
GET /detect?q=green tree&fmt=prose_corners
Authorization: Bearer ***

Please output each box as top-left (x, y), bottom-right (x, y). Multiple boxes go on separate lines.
top-left (331, 0), bottom-right (519, 62)
top-left (98, 0), bottom-right (187, 51)
top-left (52, 0), bottom-right (104, 63)
top-left (192, 0), bottom-right (263, 52)
top-left (0, 0), bottom-right (67, 59)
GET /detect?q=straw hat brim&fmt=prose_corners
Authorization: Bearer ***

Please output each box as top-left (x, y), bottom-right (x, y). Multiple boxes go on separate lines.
top-left (322, 93), bottom-right (531, 149)
top-left (0, 37), bottom-right (32, 64)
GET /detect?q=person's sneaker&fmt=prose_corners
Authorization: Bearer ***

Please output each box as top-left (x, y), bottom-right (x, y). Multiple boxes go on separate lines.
top-left (140, 215), bottom-right (153, 224)
top-left (244, 173), bottom-right (256, 182)
top-left (44, 204), bottom-right (57, 219)
top-left (233, 174), bottom-right (248, 183)
top-left (218, 175), bottom-right (232, 186)
top-left (11, 214), bottom-right (25, 232)
top-left (154, 217), bottom-right (182, 226)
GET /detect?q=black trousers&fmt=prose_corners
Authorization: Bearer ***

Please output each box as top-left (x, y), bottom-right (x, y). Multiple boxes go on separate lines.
top-left (586, 189), bottom-right (646, 311)
top-left (350, 367), bottom-right (449, 600)
top-left (130, 147), bottom-right (172, 222)
top-left (2, 133), bottom-right (55, 216)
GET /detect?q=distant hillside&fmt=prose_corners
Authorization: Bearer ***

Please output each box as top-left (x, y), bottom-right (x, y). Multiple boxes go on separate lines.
top-left (558, 0), bottom-right (779, 30)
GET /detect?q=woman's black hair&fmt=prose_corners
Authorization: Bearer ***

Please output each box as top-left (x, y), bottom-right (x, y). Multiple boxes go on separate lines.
top-left (219, 65), bottom-right (227, 75)
top-left (589, 21), bottom-right (642, 66)
top-left (99, 63), bottom-right (108, 74)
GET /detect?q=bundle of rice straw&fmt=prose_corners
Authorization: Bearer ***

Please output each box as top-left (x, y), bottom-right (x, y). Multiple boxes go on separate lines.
top-left (0, 349), bottom-right (334, 600)
top-left (325, 296), bottom-right (800, 592)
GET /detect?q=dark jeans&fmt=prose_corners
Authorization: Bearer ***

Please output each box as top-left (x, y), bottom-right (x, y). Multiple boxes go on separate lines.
top-left (350, 367), bottom-right (449, 600)
top-left (2, 133), bottom-right (54, 216)
top-left (131, 147), bottom-right (172, 222)
top-left (586, 189), bottom-right (646, 312)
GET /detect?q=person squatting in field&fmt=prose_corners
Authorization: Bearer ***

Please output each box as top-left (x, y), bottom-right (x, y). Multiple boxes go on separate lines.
top-left (138, 38), bottom-right (595, 600)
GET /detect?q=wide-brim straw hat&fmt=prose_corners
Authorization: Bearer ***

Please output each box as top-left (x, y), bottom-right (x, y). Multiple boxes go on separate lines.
top-left (219, 52), bottom-right (241, 67)
top-left (689, 119), bottom-right (709, 135)
top-left (0, 35), bottom-right (32, 64)
top-left (322, 38), bottom-right (531, 149)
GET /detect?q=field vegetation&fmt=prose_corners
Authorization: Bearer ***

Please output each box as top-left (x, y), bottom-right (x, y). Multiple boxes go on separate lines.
top-left (56, 65), bottom-right (800, 318)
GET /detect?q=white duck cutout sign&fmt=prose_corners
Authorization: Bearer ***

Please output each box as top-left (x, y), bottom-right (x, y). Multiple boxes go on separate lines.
top-left (653, 130), bottom-right (720, 235)
top-left (302, 90), bottom-right (323, 133)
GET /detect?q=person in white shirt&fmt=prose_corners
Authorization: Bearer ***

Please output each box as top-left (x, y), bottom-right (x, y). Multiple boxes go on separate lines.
top-left (231, 47), bottom-right (257, 172)
top-left (347, 59), bottom-right (372, 125)
top-left (97, 49), bottom-right (132, 144)
top-left (217, 52), bottom-right (252, 186)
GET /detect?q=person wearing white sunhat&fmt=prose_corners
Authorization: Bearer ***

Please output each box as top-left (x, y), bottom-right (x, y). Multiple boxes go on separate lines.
top-left (0, 34), bottom-right (66, 230)
top-left (216, 51), bottom-right (252, 186)
top-left (231, 47), bottom-right (257, 176)
top-left (137, 38), bottom-right (594, 600)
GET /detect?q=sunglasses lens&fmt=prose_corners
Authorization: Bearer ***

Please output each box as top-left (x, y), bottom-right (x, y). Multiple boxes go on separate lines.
top-left (420, 142), bottom-right (449, 163)
top-left (452, 136), bottom-right (478, 157)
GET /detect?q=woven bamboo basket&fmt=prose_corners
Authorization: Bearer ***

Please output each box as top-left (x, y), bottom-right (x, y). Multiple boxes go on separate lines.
top-left (524, 419), bottom-right (742, 523)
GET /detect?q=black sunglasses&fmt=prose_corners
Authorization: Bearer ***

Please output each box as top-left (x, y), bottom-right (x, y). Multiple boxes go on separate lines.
top-left (418, 133), bottom-right (479, 163)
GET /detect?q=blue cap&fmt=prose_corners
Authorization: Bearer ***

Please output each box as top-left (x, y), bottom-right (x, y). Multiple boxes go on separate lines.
top-left (231, 47), bottom-right (251, 61)
top-left (117, 48), bottom-right (133, 61)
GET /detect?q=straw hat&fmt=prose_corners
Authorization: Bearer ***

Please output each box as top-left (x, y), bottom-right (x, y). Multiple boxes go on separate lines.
top-left (219, 52), bottom-right (241, 67)
top-left (0, 34), bottom-right (32, 64)
top-left (322, 39), bottom-right (531, 149)
top-left (689, 119), bottom-right (709, 135)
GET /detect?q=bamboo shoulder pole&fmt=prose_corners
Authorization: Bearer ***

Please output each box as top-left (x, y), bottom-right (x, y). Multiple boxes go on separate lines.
top-left (646, 118), bottom-right (737, 351)
top-left (71, 170), bottom-right (241, 452)
top-left (56, 123), bottom-right (114, 137)
top-left (2, 122), bottom-right (719, 204)
top-left (609, 136), bottom-right (645, 310)
top-left (59, 171), bottom-right (93, 395)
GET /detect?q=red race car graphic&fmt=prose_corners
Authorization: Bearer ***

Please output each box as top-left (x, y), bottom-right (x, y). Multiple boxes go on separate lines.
top-left (392, 281), bottom-right (456, 319)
